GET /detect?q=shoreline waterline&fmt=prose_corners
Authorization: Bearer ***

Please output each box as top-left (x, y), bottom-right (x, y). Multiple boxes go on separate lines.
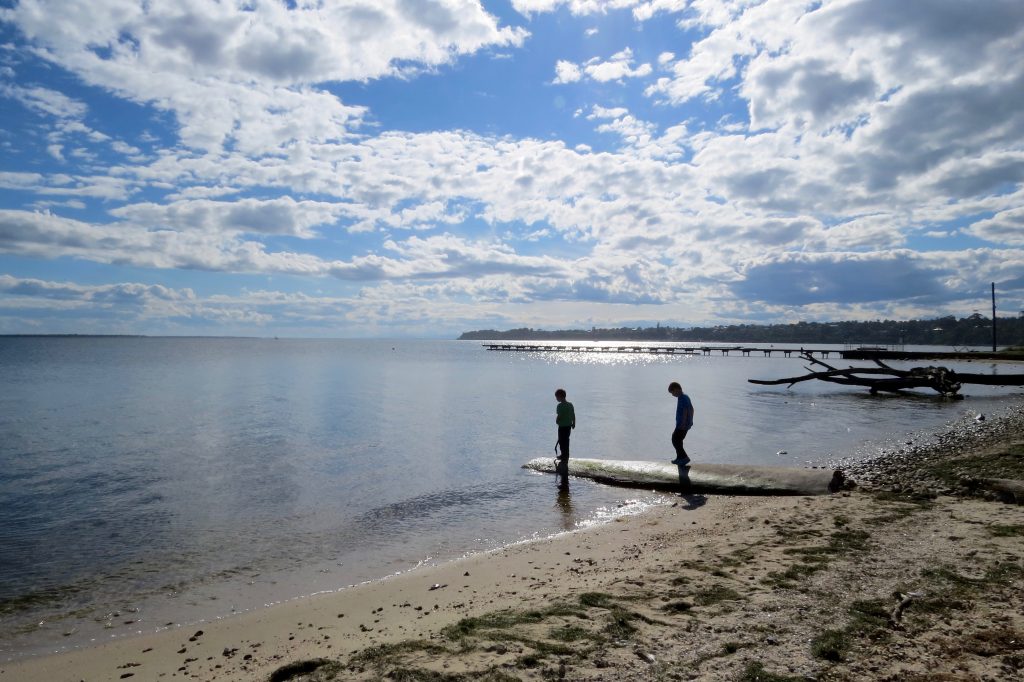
top-left (0, 490), bottom-right (669, 663)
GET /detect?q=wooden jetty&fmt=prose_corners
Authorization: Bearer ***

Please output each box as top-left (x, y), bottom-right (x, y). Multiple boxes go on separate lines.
top-left (483, 343), bottom-right (1016, 361)
top-left (483, 343), bottom-right (837, 358)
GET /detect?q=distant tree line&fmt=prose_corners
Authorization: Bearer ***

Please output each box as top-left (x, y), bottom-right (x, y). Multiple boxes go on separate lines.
top-left (459, 314), bottom-right (1024, 347)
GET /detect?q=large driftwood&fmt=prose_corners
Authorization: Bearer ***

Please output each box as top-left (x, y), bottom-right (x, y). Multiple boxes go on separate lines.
top-left (524, 457), bottom-right (842, 495)
top-left (749, 353), bottom-right (1024, 397)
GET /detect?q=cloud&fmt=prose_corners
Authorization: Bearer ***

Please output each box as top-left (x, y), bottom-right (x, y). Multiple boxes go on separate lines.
top-left (0, 208), bottom-right (332, 274)
top-left (110, 198), bottom-right (347, 238)
top-left (968, 208), bottom-right (1024, 246)
top-left (557, 47), bottom-right (653, 85)
top-left (730, 250), bottom-right (1014, 307)
top-left (587, 106), bottom-right (657, 147)
top-left (1, 83), bottom-right (87, 119)
top-left (553, 59), bottom-right (582, 84)
top-left (4, 0), bottom-right (528, 153)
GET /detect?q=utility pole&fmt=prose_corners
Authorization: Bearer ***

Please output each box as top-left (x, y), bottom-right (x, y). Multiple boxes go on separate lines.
top-left (991, 282), bottom-right (997, 352)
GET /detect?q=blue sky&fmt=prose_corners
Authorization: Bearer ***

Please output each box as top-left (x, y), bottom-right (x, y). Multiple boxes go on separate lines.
top-left (1, 0), bottom-right (1022, 337)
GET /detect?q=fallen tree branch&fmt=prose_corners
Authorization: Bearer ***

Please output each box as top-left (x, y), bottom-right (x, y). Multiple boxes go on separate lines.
top-left (748, 353), bottom-right (1024, 396)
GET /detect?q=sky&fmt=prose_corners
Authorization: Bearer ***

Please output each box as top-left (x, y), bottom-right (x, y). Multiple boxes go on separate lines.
top-left (1, 0), bottom-right (1023, 338)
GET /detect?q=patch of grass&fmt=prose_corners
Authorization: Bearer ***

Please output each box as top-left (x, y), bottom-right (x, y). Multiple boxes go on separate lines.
top-left (807, 599), bottom-right (893, 665)
top-left (722, 641), bottom-right (749, 654)
top-left (898, 562), bottom-right (1024, 630)
top-left (962, 628), bottom-right (1024, 656)
top-left (765, 527), bottom-right (872, 589)
top-left (479, 672), bottom-right (522, 682)
top-left (810, 628), bottom-right (848, 662)
top-left (578, 592), bottom-right (616, 609)
top-left (662, 600), bottom-right (692, 613)
top-left (785, 528), bottom-right (871, 560)
top-left (383, 669), bottom-right (463, 682)
top-left (603, 607), bottom-right (639, 640)
top-left (773, 526), bottom-right (825, 542)
top-left (442, 610), bottom-right (544, 640)
top-left (737, 661), bottom-right (805, 681)
top-left (516, 652), bottom-right (543, 668)
top-left (868, 491), bottom-right (936, 522)
top-left (484, 632), bottom-right (575, 658)
top-left (985, 560), bottom-right (1024, 585)
top-left (674, 559), bottom-right (733, 578)
top-left (441, 602), bottom-right (584, 641)
top-left (846, 599), bottom-right (892, 641)
top-left (350, 640), bottom-right (449, 667)
top-left (268, 658), bottom-right (343, 682)
top-left (720, 547), bottom-right (756, 567)
top-left (921, 445), bottom-right (1024, 488)
top-left (873, 490), bottom-right (936, 505)
top-left (378, 668), bottom-right (523, 682)
top-left (692, 585), bottom-right (742, 606)
top-left (547, 624), bottom-right (590, 642)
top-left (690, 640), bottom-right (754, 671)
top-left (762, 563), bottom-right (818, 589)
top-left (921, 566), bottom-right (983, 589)
top-left (989, 524), bottom-right (1024, 537)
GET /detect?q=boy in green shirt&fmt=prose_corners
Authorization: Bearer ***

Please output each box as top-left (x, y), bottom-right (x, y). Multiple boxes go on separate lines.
top-left (554, 388), bottom-right (576, 487)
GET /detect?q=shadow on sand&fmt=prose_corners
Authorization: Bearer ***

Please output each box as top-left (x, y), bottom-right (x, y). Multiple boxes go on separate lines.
top-left (676, 463), bottom-right (707, 509)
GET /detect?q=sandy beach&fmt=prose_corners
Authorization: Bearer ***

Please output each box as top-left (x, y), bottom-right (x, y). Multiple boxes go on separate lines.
top-left (3, 405), bottom-right (1023, 682)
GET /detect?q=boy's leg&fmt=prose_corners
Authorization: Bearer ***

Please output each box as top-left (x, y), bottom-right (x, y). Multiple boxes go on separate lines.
top-left (556, 427), bottom-right (571, 485)
top-left (558, 426), bottom-right (571, 459)
top-left (671, 428), bottom-right (689, 463)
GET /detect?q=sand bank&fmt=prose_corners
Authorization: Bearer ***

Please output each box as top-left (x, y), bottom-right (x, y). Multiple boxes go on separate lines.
top-left (4, 405), bottom-right (1023, 682)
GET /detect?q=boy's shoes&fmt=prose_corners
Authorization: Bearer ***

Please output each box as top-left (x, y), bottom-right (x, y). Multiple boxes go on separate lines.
top-left (671, 456), bottom-right (690, 465)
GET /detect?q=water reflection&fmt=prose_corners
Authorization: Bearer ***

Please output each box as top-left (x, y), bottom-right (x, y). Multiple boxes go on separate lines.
top-left (555, 487), bottom-right (576, 531)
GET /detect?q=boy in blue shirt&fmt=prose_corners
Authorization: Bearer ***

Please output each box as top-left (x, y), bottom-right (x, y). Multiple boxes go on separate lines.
top-left (667, 382), bottom-right (694, 465)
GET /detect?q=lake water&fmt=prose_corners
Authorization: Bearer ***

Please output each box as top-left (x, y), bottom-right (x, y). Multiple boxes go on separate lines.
top-left (1, 336), bottom-right (1021, 659)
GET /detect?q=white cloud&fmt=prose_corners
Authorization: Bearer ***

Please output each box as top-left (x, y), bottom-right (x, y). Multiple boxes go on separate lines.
top-left (0, 172), bottom-right (44, 189)
top-left (110, 197), bottom-right (348, 238)
top-left (586, 106), bottom-right (657, 147)
top-left (554, 47), bottom-right (653, 86)
top-left (4, 0), bottom-right (528, 154)
top-left (1, 83), bottom-right (87, 119)
top-left (512, 0), bottom-right (642, 16)
top-left (553, 59), bottom-right (582, 84)
top-left (968, 208), bottom-right (1024, 246)
top-left (587, 105), bottom-right (629, 120)
top-left (584, 47), bottom-right (652, 82)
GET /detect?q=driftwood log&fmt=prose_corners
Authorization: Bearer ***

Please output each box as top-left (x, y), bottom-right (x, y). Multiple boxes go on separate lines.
top-left (749, 353), bottom-right (1024, 397)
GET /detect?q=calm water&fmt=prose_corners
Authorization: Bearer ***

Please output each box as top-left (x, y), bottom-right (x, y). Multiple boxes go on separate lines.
top-left (1, 337), bottom-right (1021, 659)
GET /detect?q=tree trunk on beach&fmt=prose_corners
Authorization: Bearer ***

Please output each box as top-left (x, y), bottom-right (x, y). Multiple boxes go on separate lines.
top-left (748, 353), bottom-right (1024, 397)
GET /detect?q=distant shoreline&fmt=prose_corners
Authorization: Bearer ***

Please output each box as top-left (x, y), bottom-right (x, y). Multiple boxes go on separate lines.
top-left (459, 314), bottom-right (1023, 348)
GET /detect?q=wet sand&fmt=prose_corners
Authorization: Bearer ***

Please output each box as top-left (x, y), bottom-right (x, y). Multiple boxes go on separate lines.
top-left (3, 403), bottom-right (1023, 681)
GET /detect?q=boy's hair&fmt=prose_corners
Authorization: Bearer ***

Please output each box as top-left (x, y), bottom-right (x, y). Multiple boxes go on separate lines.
top-left (555, 388), bottom-right (567, 399)
top-left (667, 381), bottom-right (681, 392)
